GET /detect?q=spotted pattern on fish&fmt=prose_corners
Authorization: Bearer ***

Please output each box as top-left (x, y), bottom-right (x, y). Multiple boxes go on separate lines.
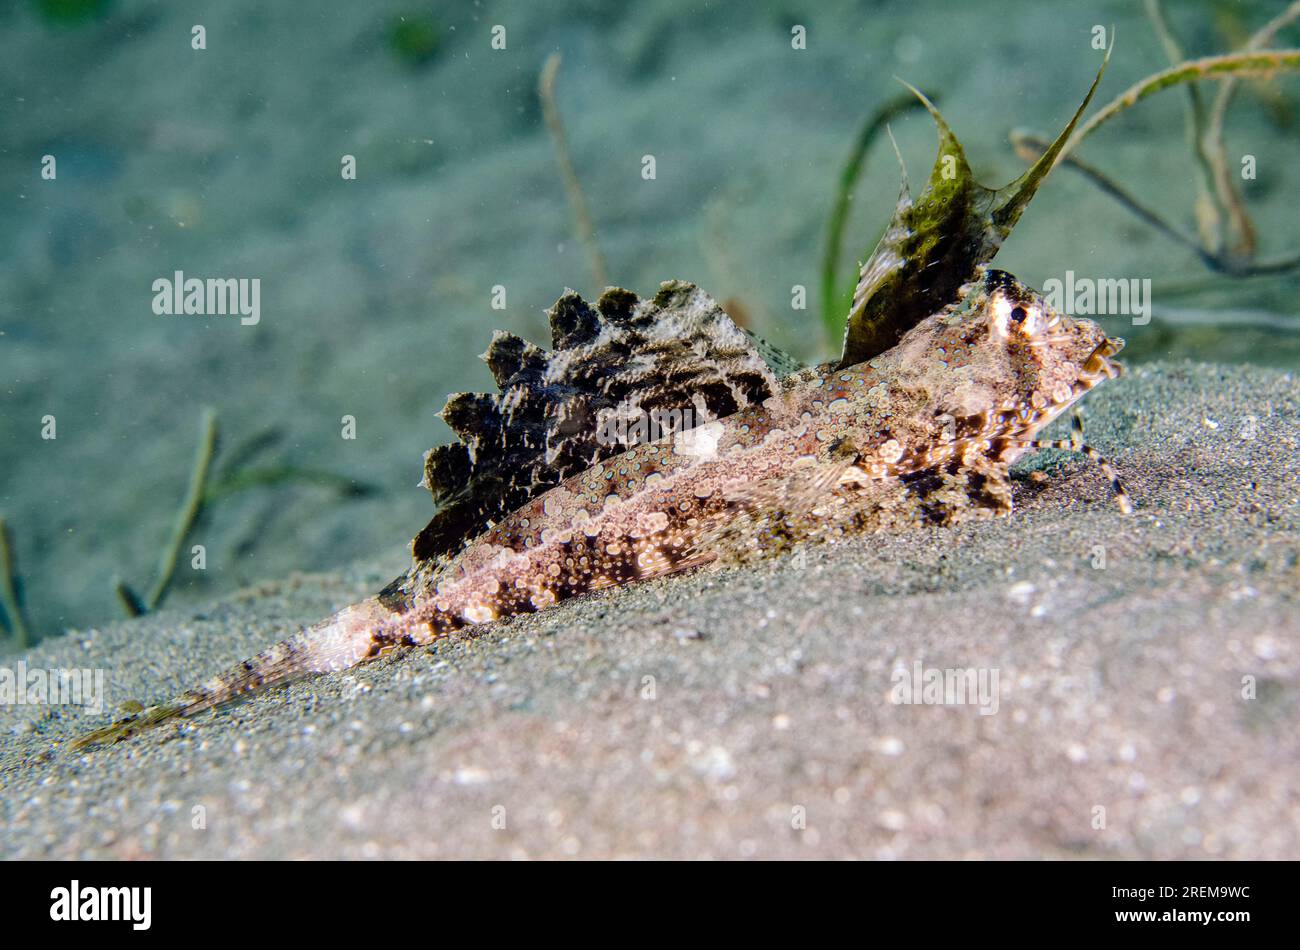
top-left (70, 269), bottom-right (1128, 750)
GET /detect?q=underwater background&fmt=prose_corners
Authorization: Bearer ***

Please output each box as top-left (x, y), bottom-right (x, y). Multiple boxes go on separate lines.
top-left (2, 0), bottom-right (1297, 642)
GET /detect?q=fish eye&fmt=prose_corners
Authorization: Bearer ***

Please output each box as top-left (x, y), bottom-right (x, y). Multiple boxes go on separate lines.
top-left (990, 295), bottom-right (1039, 338)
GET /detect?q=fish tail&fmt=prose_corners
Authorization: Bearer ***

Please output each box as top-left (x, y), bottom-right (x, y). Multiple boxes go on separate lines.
top-left (69, 596), bottom-right (424, 751)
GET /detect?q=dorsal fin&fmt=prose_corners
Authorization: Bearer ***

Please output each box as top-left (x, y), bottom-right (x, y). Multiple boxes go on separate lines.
top-left (411, 281), bottom-right (798, 566)
top-left (838, 45), bottom-right (1110, 369)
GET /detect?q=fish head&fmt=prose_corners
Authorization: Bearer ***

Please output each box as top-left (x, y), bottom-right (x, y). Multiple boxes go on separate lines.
top-left (894, 268), bottom-right (1123, 446)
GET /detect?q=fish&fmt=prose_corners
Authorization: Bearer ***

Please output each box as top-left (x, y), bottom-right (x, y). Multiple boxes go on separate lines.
top-left (70, 57), bottom-right (1127, 751)
top-left (70, 268), bottom-right (1127, 750)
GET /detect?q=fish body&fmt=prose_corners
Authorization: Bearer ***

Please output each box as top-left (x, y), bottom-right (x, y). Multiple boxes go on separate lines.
top-left (71, 270), bottom-right (1126, 749)
top-left (72, 56), bottom-right (1127, 750)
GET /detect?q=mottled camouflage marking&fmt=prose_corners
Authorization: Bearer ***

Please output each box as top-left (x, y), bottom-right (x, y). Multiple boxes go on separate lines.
top-left (71, 269), bottom-right (1126, 750)
top-left (412, 281), bottom-right (788, 571)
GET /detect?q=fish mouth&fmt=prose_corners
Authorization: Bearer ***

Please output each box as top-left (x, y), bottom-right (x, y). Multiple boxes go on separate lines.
top-left (1080, 336), bottom-right (1124, 384)
top-left (1005, 337), bottom-right (1125, 448)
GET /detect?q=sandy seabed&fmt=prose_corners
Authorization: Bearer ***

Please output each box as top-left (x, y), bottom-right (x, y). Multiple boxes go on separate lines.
top-left (2, 361), bottom-right (1297, 859)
